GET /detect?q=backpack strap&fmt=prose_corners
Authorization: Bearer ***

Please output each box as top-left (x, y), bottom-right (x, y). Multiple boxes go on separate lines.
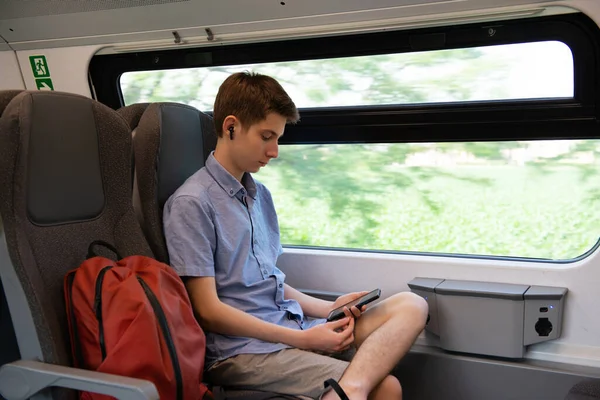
top-left (323, 379), bottom-right (349, 400)
top-left (87, 240), bottom-right (123, 260)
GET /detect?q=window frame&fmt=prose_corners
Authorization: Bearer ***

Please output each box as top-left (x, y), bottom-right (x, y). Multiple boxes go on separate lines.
top-left (90, 13), bottom-right (600, 145)
top-left (89, 12), bottom-right (600, 263)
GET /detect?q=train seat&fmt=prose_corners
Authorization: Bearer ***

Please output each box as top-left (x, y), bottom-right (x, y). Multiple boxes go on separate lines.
top-left (119, 102), bottom-right (295, 399)
top-left (0, 90), bottom-right (157, 400)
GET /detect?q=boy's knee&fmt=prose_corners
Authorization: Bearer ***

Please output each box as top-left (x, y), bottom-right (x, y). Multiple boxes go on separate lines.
top-left (388, 292), bottom-right (429, 327)
top-left (373, 375), bottom-right (402, 400)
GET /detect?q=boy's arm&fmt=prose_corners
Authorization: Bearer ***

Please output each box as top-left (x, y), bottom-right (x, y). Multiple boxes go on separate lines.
top-left (283, 284), bottom-right (333, 319)
top-left (186, 277), bottom-right (350, 350)
top-left (186, 277), bottom-right (302, 345)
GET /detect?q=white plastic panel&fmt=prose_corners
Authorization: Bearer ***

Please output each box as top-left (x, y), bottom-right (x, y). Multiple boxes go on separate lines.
top-left (0, 51), bottom-right (24, 90)
top-left (16, 45), bottom-right (101, 97)
top-left (0, 0), bottom-right (482, 42)
top-left (0, 0), bottom-right (561, 50)
top-left (278, 245), bottom-right (600, 368)
top-left (1, 0), bottom-right (191, 19)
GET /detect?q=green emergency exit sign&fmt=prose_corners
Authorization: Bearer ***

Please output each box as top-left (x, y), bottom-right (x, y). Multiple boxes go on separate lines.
top-left (29, 55), bottom-right (54, 90)
top-left (35, 78), bottom-right (54, 91)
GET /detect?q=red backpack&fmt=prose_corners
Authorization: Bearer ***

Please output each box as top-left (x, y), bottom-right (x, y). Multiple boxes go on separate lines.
top-left (65, 241), bottom-right (211, 400)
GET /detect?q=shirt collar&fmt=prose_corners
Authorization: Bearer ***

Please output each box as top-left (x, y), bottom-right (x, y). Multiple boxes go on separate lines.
top-left (205, 152), bottom-right (257, 199)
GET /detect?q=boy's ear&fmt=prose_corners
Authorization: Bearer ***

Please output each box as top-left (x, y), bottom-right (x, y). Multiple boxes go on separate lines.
top-left (222, 115), bottom-right (238, 137)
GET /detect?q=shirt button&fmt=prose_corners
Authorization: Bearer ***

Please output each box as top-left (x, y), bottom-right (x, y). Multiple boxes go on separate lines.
top-left (262, 269), bottom-right (267, 274)
top-left (229, 189), bottom-right (233, 194)
top-left (254, 240), bottom-right (258, 245)
top-left (279, 284), bottom-right (283, 288)
top-left (283, 306), bottom-right (288, 310)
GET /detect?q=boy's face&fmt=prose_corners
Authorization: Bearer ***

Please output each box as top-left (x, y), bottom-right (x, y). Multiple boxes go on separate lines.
top-left (233, 112), bottom-right (286, 174)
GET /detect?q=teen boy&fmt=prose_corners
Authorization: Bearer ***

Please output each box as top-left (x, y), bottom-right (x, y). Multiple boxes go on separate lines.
top-left (164, 72), bottom-right (428, 400)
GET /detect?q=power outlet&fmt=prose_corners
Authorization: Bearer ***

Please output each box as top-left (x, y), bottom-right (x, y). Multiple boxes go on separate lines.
top-left (523, 286), bottom-right (567, 346)
top-left (535, 317), bottom-right (553, 337)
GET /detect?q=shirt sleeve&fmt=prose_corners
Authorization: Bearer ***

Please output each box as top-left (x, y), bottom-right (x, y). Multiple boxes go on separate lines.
top-left (163, 195), bottom-right (216, 277)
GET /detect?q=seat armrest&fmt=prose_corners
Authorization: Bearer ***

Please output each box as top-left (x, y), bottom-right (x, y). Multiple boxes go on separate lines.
top-left (0, 360), bottom-right (159, 400)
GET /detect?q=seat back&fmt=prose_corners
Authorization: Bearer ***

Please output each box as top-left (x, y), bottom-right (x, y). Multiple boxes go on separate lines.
top-left (0, 91), bottom-right (23, 115)
top-left (0, 91), bottom-right (152, 399)
top-left (0, 90), bottom-right (23, 373)
top-left (565, 379), bottom-right (600, 400)
top-left (118, 103), bottom-right (217, 263)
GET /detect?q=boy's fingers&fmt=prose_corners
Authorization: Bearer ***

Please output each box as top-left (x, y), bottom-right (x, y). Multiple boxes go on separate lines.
top-left (339, 335), bottom-right (355, 349)
top-left (342, 316), bottom-right (355, 335)
top-left (328, 317), bottom-right (350, 329)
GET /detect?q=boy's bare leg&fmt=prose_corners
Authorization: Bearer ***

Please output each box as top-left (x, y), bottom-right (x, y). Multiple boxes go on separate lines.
top-left (367, 375), bottom-right (403, 400)
top-left (322, 292), bottom-right (428, 400)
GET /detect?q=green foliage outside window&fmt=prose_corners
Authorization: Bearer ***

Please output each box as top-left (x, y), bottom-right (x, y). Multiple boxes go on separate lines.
top-left (121, 41), bottom-right (600, 260)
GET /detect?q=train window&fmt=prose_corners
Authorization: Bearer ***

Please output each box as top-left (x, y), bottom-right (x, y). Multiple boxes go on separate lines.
top-left (120, 40), bottom-right (573, 110)
top-left (93, 13), bottom-right (600, 261)
top-left (254, 140), bottom-right (600, 261)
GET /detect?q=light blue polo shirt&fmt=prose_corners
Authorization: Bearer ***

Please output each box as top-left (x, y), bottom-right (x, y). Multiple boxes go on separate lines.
top-left (163, 152), bottom-right (325, 368)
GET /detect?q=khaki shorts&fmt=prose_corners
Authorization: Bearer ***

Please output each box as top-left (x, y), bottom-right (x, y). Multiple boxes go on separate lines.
top-left (206, 347), bottom-right (355, 399)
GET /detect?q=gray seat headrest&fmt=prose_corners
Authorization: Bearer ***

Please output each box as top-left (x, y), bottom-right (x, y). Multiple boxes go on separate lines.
top-left (119, 102), bottom-right (217, 263)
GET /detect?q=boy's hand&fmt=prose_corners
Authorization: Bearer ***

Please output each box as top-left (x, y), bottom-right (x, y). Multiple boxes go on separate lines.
top-left (330, 291), bottom-right (369, 319)
top-left (297, 317), bottom-right (355, 353)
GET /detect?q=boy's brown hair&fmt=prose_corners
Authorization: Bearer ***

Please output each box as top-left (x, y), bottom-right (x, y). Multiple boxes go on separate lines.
top-left (213, 71), bottom-right (300, 137)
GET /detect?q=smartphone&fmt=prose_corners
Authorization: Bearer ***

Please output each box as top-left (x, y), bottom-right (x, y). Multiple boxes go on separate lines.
top-left (326, 289), bottom-right (381, 322)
